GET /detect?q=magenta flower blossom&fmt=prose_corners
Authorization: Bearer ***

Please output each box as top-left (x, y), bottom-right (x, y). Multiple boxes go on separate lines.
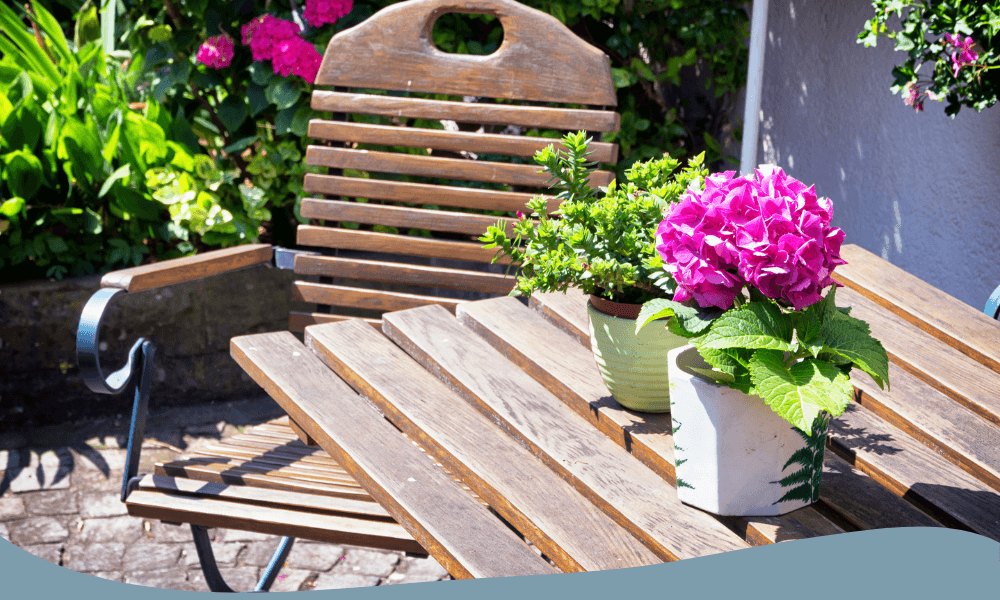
top-left (241, 14), bottom-right (301, 62)
top-left (271, 36), bottom-right (324, 84)
top-left (304, 0), bottom-right (354, 27)
top-left (945, 33), bottom-right (979, 77)
top-left (655, 167), bottom-right (845, 311)
top-left (196, 35), bottom-right (235, 69)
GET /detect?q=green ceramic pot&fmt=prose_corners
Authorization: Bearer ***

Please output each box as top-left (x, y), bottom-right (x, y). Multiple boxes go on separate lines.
top-left (587, 295), bottom-right (688, 413)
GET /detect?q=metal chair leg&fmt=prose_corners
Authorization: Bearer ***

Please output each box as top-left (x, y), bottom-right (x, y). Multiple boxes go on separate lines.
top-left (191, 525), bottom-right (296, 593)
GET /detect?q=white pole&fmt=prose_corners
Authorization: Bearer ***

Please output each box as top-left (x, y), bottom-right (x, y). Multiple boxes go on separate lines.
top-left (740, 0), bottom-right (769, 175)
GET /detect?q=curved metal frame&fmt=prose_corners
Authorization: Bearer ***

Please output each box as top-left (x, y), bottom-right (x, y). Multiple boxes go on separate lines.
top-left (985, 284), bottom-right (1000, 320)
top-left (76, 284), bottom-right (294, 591)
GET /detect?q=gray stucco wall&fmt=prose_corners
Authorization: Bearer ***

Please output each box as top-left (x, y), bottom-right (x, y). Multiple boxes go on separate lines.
top-left (755, 0), bottom-right (1000, 310)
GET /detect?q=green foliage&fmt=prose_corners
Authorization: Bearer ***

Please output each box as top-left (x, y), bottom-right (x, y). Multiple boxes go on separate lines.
top-left (859, 1), bottom-right (1000, 116)
top-left (774, 413), bottom-right (830, 505)
top-left (641, 287), bottom-right (890, 432)
top-left (481, 132), bottom-right (708, 304)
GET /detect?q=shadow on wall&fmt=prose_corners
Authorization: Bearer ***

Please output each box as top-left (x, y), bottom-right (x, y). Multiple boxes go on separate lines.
top-left (755, 0), bottom-right (1000, 309)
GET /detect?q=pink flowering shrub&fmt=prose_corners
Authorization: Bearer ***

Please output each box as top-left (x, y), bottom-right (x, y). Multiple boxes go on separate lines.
top-left (655, 167), bottom-right (845, 311)
top-left (236, 14), bottom-right (323, 84)
top-left (304, 0), bottom-right (354, 27)
top-left (196, 35), bottom-right (235, 69)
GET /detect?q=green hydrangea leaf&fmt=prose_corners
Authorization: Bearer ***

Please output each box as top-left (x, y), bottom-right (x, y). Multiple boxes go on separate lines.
top-left (635, 298), bottom-right (719, 337)
top-left (749, 350), bottom-right (853, 431)
top-left (698, 301), bottom-right (794, 352)
top-left (815, 310), bottom-right (890, 390)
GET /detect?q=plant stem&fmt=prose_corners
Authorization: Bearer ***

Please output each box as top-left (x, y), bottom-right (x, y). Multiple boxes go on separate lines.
top-left (24, 3), bottom-right (56, 65)
top-left (162, 0), bottom-right (185, 29)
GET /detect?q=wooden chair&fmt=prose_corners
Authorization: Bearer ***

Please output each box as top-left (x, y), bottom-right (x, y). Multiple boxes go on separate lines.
top-left (76, 0), bottom-right (620, 591)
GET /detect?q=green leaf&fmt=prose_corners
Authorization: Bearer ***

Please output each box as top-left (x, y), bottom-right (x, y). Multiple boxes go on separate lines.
top-left (0, 197), bottom-right (26, 218)
top-left (247, 83), bottom-right (269, 117)
top-left (697, 302), bottom-right (795, 352)
top-left (814, 311), bottom-right (890, 389)
top-left (84, 207), bottom-right (102, 234)
top-left (98, 164), bottom-right (131, 198)
top-left (266, 77), bottom-right (301, 110)
top-left (223, 136), bottom-right (256, 155)
top-left (46, 235), bottom-right (69, 254)
top-left (749, 350), bottom-right (854, 431)
top-left (249, 62), bottom-right (273, 86)
top-left (635, 298), bottom-right (719, 337)
top-left (3, 150), bottom-right (43, 199)
top-left (274, 106), bottom-right (296, 135)
top-left (216, 96), bottom-right (248, 133)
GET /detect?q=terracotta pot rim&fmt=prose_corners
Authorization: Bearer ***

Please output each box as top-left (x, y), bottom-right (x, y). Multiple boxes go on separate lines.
top-left (588, 294), bottom-right (642, 320)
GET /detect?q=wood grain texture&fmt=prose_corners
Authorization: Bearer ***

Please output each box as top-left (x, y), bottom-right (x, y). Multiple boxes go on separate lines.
top-left (308, 120), bottom-right (618, 163)
top-left (311, 91), bottom-right (620, 132)
top-left (230, 331), bottom-right (556, 578)
top-left (834, 244), bottom-right (1000, 374)
top-left (136, 474), bottom-right (392, 520)
top-left (154, 462), bottom-right (376, 500)
top-left (288, 418), bottom-right (318, 446)
top-left (457, 297), bottom-right (845, 546)
top-left (100, 244), bottom-right (272, 293)
top-left (293, 255), bottom-right (516, 295)
top-left (300, 198), bottom-right (520, 237)
top-left (306, 320), bottom-right (662, 572)
top-left (818, 453), bottom-right (942, 531)
top-left (381, 305), bottom-right (748, 560)
top-left (303, 174), bottom-right (559, 214)
top-left (316, 0), bottom-right (616, 106)
top-left (829, 403), bottom-right (1000, 541)
top-left (288, 312), bottom-right (381, 333)
top-left (292, 281), bottom-right (467, 314)
top-left (305, 146), bottom-right (615, 189)
top-left (528, 289), bottom-right (591, 346)
top-left (838, 286), bottom-right (1000, 426)
top-left (126, 489), bottom-right (424, 552)
top-left (851, 359), bottom-right (1000, 494)
top-left (297, 225), bottom-right (510, 264)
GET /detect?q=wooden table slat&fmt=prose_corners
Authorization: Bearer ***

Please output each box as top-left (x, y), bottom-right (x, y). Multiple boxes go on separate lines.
top-left (835, 244), bottom-right (1000, 374)
top-left (381, 305), bottom-right (749, 560)
top-left (230, 331), bottom-right (557, 578)
top-left (829, 403), bottom-right (1000, 541)
top-left (305, 319), bottom-right (662, 572)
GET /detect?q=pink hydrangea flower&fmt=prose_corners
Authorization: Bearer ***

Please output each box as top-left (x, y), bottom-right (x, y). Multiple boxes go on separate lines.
top-left (304, 0), bottom-right (354, 27)
top-left (655, 167), bottom-right (845, 311)
top-left (241, 14), bottom-right (301, 62)
top-left (196, 35), bottom-right (235, 69)
top-left (271, 36), bottom-right (323, 84)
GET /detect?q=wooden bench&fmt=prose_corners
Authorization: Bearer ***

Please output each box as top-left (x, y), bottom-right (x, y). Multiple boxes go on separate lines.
top-left (222, 245), bottom-right (1000, 577)
top-left (76, 0), bottom-right (620, 591)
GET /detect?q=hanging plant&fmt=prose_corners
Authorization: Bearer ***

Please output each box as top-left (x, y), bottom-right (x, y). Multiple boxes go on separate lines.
top-left (859, 1), bottom-right (1000, 116)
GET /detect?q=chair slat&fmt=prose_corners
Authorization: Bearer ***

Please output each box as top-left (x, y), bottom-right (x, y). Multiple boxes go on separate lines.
top-left (297, 226), bottom-right (509, 264)
top-left (294, 255), bottom-right (516, 295)
top-left (311, 91), bottom-right (620, 132)
top-left (302, 174), bottom-right (558, 213)
top-left (308, 120), bottom-right (618, 163)
top-left (292, 281), bottom-right (467, 314)
top-left (300, 198), bottom-right (519, 237)
top-left (126, 489), bottom-right (425, 553)
top-left (315, 0), bottom-right (615, 106)
top-left (288, 312), bottom-right (381, 334)
top-left (305, 146), bottom-right (615, 189)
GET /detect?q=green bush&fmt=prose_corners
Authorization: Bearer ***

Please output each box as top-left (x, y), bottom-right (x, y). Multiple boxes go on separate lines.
top-left (0, 0), bottom-right (748, 283)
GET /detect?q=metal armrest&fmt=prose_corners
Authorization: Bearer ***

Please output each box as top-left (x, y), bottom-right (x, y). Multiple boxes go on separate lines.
top-left (985, 283), bottom-right (1000, 320)
top-left (101, 244), bottom-right (274, 293)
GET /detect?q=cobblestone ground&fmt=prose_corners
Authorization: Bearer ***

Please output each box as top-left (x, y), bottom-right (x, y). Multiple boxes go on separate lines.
top-left (0, 397), bottom-right (451, 592)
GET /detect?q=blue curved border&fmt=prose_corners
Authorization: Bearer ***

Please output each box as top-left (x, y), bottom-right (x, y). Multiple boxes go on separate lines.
top-left (2, 528), bottom-right (996, 598)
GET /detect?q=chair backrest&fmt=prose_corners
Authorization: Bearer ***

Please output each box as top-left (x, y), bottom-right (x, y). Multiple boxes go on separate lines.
top-left (289, 0), bottom-right (620, 331)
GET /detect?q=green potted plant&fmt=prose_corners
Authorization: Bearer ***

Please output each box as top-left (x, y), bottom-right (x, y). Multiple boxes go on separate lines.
top-left (635, 166), bottom-right (891, 515)
top-left (481, 131), bottom-right (706, 412)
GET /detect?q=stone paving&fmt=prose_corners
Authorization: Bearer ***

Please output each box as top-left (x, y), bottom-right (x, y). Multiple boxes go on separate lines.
top-left (0, 396), bottom-right (451, 592)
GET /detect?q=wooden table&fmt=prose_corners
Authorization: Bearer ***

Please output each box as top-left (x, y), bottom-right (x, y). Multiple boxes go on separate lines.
top-left (229, 244), bottom-right (1000, 578)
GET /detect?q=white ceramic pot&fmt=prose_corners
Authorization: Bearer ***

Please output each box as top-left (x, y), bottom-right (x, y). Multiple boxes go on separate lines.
top-left (666, 345), bottom-right (829, 516)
